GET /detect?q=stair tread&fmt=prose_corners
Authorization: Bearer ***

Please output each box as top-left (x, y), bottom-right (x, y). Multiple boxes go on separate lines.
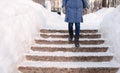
top-left (40, 29), bottom-right (98, 33)
top-left (39, 33), bottom-right (101, 35)
top-left (39, 33), bottom-right (101, 39)
top-left (19, 61), bottom-right (120, 68)
top-left (26, 51), bottom-right (113, 57)
top-left (32, 44), bottom-right (109, 48)
top-left (35, 37), bottom-right (105, 41)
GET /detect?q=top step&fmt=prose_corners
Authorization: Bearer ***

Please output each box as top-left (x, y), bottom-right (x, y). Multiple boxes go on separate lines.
top-left (40, 29), bottom-right (98, 33)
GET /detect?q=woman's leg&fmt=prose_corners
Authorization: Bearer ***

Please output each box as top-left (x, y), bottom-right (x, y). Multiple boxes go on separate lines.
top-left (75, 22), bottom-right (80, 47)
top-left (68, 23), bottom-right (73, 43)
top-left (75, 22), bottom-right (80, 36)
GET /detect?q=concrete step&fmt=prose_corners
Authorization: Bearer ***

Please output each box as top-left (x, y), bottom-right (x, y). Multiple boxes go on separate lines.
top-left (35, 39), bottom-right (105, 45)
top-left (40, 33), bottom-right (101, 39)
top-left (18, 61), bottom-right (119, 73)
top-left (31, 44), bottom-right (108, 52)
top-left (25, 51), bottom-right (113, 62)
top-left (40, 29), bottom-right (98, 33)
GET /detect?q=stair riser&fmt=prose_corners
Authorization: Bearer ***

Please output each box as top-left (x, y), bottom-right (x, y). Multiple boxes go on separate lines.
top-left (26, 56), bottom-right (113, 62)
top-left (35, 40), bottom-right (104, 45)
top-left (19, 67), bottom-right (118, 73)
top-left (31, 47), bottom-right (108, 52)
top-left (40, 29), bottom-right (98, 33)
top-left (40, 34), bottom-right (101, 39)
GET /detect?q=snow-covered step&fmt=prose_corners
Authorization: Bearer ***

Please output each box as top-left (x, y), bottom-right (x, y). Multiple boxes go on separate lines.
top-left (31, 44), bottom-right (108, 52)
top-left (25, 51), bottom-right (113, 62)
top-left (18, 61), bottom-right (119, 73)
top-left (40, 32), bottom-right (101, 35)
top-left (40, 33), bottom-right (101, 39)
top-left (35, 37), bottom-right (105, 45)
top-left (35, 36), bottom-right (105, 40)
top-left (32, 44), bottom-right (109, 48)
top-left (40, 29), bottom-right (98, 33)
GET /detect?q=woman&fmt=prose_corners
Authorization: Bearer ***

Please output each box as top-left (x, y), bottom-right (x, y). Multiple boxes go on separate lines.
top-left (62, 0), bottom-right (88, 47)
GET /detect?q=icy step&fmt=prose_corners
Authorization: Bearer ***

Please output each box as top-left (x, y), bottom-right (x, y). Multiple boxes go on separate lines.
top-left (26, 51), bottom-right (113, 57)
top-left (31, 46), bottom-right (108, 52)
top-left (19, 61), bottom-right (120, 68)
top-left (18, 61), bottom-right (119, 73)
top-left (32, 44), bottom-right (109, 48)
top-left (35, 36), bottom-right (105, 41)
top-left (40, 33), bottom-right (101, 39)
top-left (35, 37), bottom-right (105, 45)
top-left (31, 44), bottom-right (109, 52)
top-left (25, 51), bottom-right (113, 62)
top-left (40, 32), bottom-right (101, 35)
top-left (40, 29), bottom-right (98, 33)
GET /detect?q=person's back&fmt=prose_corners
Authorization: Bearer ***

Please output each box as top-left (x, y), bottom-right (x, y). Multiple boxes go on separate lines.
top-left (66, 0), bottom-right (83, 8)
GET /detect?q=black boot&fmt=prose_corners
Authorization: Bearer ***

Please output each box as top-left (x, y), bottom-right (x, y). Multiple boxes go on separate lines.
top-left (75, 36), bottom-right (79, 47)
top-left (68, 33), bottom-right (73, 43)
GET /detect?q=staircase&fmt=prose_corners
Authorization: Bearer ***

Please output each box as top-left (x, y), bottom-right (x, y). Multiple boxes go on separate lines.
top-left (18, 29), bottom-right (119, 73)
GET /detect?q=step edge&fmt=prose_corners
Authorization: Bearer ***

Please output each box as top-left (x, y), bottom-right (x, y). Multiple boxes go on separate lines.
top-left (25, 51), bottom-right (114, 57)
top-left (18, 61), bottom-right (120, 68)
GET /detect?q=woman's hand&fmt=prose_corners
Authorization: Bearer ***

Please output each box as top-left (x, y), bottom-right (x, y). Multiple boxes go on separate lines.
top-left (62, 7), bottom-right (66, 14)
top-left (83, 8), bottom-right (88, 15)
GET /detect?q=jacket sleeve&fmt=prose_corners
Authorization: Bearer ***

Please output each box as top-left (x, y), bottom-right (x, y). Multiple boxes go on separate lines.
top-left (82, 0), bottom-right (88, 8)
top-left (62, 0), bottom-right (67, 8)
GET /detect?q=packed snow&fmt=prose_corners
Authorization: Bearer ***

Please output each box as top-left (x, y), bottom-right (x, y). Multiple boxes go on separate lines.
top-left (20, 61), bottom-right (120, 68)
top-left (26, 51), bottom-right (113, 57)
top-left (0, 0), bottom-right (120, 73)
top-left (100, 5), bottom-right (120, 64)
top-left (32, 44), bottom-right (109, 48)
top-left (0, 0), bottom-right (42, 73)
top-left (83, 7), bottom-right (115, 25)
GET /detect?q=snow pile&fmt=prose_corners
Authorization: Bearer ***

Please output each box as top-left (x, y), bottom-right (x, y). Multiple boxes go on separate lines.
top-left (100, 5), bottom-right (120, 64)
top-left (0, 0), bottom-right (46, 73)
top-left (83, 8), bottom-right (115, 25)
top-left (41, 10), bottom-right (67, 30)
top-left (41, 8), bottom-right (115, 30)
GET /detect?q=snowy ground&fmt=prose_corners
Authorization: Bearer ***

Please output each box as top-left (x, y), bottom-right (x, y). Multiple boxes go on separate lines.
top-left (0, 0), bottom-right (120, 73)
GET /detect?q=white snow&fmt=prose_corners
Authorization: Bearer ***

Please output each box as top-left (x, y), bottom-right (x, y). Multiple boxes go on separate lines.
top-left (26, 51), bottom-right (113, 57)
top-left (35, 36), bottom-right (105, 41)
top-left (40, 32), bottom-right (101, 35)
top-left (45, 0), bottom-right (51, 11)
top-left (19, 61), bottom-right (120, 68)
top-left (0, 0), bottom-right (43, 73)
top-left (100, 5), bottom-right (120, 65)
top-left (83, 8), bottom-right (115, 26)
top-left (32, 43), bottom-right (109, 48)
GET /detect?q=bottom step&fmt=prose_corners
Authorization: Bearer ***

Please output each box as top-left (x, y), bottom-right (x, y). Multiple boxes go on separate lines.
top-left (18, 61), bottom-right (119, 73)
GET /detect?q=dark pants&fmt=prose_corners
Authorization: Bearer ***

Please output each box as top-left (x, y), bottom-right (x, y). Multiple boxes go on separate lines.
top-left (68, 22), bottom-right (80, 36)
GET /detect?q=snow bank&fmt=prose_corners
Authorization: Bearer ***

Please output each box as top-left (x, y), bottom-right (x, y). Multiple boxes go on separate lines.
top-left (83, 8), bottom-right (115, 25)
top-left (100, 5), bottom-right (120, 73)
top-left (41, 7), bottom-right (114, 30)
top-left (100, 6), bottom-right (120, 62)
top-left (42, 7), bottom-right (115, 30)
top-left (0, 0), bottom-right (46, 73)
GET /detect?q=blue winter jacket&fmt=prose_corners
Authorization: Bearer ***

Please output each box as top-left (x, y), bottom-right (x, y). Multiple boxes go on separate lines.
top-left (62, 0), bottom-right (88, 23)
